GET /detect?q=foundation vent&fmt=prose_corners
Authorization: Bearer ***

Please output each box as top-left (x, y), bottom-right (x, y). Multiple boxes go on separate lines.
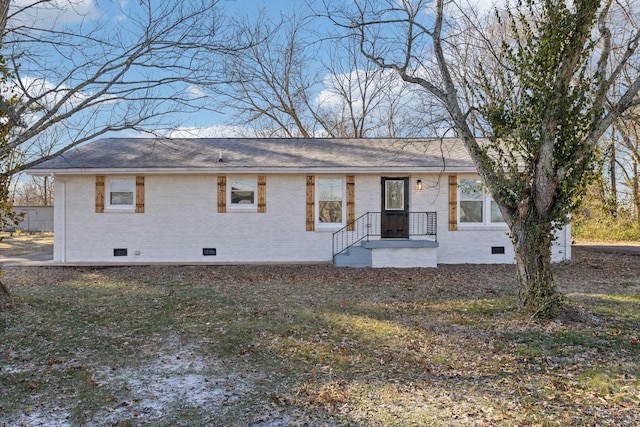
top-left (113, 248), bottom-right (128, 257)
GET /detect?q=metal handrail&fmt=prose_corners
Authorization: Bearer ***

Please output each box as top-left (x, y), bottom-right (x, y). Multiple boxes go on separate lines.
top-left (332, 211), bottom-right (437, 258)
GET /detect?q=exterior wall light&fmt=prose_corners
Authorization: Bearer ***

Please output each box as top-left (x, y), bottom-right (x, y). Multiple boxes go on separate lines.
top-left (416, 179), bottom-right (423, 190)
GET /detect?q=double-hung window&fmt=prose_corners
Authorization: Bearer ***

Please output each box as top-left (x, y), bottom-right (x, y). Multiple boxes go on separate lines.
top-left (459, 178), bottom-right (504, 225)
top-left (107, 178), bottom-right (135, 210)
top-left (229, 177), bottom-right (256, 209)
top-left (317, 177), bottom-right (345, 226)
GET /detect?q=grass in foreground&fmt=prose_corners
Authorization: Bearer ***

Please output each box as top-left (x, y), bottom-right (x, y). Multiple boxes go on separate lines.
top-left (0, 248), bottom-right (638, 426)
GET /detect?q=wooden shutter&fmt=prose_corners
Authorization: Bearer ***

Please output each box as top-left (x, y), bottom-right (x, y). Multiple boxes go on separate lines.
top-left (135, 176), bottom-right (145, 213)
top-left (217, 176), bottom-right (226, 213)
top-left (346, 175), bottom-right (355, 231)
top-left (95, 175), bottom-right (105, 213)
top-left (257, 175), bottom-right (266, 213)
top-left (448, 175), bottom-right (458, 231)
top-left (306, 175), bottom-right (315, 231)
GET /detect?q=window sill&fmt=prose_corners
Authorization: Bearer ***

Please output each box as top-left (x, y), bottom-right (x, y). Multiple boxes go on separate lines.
top-left (458, 224), bottom-right (509, 231)
top-left (315, 224), bottom-right (345, 232)
top-left (227, 206), bottom-right (258, 213)
top-left (104, 207), bottom-right (136, 213)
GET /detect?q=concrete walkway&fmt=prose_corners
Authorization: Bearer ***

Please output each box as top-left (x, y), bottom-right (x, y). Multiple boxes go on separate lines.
top-left (0, 250), bottom-right (54, 267)
top-left (572, 242), bottom-right (640, 256)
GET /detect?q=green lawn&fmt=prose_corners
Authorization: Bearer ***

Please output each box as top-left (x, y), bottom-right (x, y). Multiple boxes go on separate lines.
top-left (1, 248), bottom-right (638, 426)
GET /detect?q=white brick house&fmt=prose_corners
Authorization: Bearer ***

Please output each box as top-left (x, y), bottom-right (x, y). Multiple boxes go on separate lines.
top-left (27, 137), bottom-right (571, 267)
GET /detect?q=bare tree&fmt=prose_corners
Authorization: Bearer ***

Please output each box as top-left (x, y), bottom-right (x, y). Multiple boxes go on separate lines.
top-left (574, 4), bottom-right (640, 226)
top-left (325, 0), bottom-right (640, 317)
top-left (212, 8), bottom-right (436, 138)
top-left (214, 11), bottom-right (319, 137)
top-left (0, 0), bottom-right (245, 176)
top-left (0, 0), bottom-right (248, 305)
top-left (315, 37), bottom-right (394, 137)
top-left (615, 108), bottom-right (640, 220)
top-left (10, 175), bottom-right (53, 205)
top-left (0, 50), bottom-right (21, 305)
top-left (315, 36), bottom-right (444, 137)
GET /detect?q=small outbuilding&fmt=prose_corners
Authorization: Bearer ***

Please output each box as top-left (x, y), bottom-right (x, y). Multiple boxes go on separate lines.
top-left (27, 137), bottom-right (571, 266)
top-left (3, 206), bottom-right (54, 233)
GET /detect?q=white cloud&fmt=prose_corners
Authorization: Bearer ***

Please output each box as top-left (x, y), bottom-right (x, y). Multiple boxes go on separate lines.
top-left (314, 70), bottom-right (370, 110)
top-left (11, 76), bottom-right (119, 118)
top-left (18, 77), bottom-right (87, 108)
top-left (162, 125), bottom-right (251, 138)
top-left (9, 0), bottom-right (99, 28)
top-left (91, 124), bottom-right (256, 141)
top-left (314, 69), bottom-right (415, 113)
top-left (187, 85), bottom-right (206, 99)
top-left (115, 0), bottom-right (128, 22)
top-left (469, 0), bottom-right (504, 13)
top-left (314, 86), bottom-right (342, 110)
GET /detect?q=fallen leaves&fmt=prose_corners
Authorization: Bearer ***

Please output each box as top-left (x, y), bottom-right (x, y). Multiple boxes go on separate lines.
top-left (0, 247), bottom-right (639, 425)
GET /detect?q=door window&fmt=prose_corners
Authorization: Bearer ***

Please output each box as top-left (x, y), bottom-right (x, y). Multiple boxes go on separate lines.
top-left (384, 180), bottom-right (404, 210)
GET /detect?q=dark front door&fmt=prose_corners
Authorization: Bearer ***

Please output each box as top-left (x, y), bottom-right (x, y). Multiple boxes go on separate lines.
top-left (381, 177), bottom-right (409, 238)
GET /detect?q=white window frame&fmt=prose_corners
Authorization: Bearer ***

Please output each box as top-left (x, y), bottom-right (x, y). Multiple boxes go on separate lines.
top-left (316, 176), bottom-right (346, 229)
top-left (227, 176), bottom-right (257, 212)
top-left (488, 199), bottom-right (505, 224)
top-left (106, 177), bottom-right (135, 212)
top-left (458, 176), bottom-right (506, 228)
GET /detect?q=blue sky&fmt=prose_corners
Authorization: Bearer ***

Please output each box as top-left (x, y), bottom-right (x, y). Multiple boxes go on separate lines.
top-left (171, 0), bottom-right (316, 137)
top-left (219, 0), bottom-right (298, 14)
top-left (7, 0), bottom-right (307, 141)
top-left (7, 0), bottom-right (500, 146)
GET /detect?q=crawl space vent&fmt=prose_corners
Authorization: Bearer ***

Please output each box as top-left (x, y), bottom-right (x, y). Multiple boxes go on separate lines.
top-left (202, 248), bottom-right (217, 256)
top-left (491, 246), bottom-right (505, 255)
top-left (113, 248), bottom-right (128, 257)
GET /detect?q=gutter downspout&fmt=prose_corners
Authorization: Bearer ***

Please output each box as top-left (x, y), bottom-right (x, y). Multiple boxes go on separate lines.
top-left (53, 174), bottom-right (66, 263)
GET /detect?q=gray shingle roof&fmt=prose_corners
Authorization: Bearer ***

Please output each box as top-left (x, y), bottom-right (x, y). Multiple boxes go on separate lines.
top-left (28, 137), bottom-right (476, 173)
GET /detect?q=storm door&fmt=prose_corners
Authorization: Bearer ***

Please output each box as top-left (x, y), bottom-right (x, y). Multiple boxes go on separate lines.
top-left (381, 177), bottom-right (409, 238)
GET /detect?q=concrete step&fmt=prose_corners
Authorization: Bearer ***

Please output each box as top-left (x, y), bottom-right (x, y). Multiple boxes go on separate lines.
top-left (334, 245), bottom-right (372, 267)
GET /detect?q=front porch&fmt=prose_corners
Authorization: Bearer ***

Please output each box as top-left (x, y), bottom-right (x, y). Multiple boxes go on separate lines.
top-left (334, 239), bottom-right (439, 268)
top-left (332, 212), bottom-right (438, 268)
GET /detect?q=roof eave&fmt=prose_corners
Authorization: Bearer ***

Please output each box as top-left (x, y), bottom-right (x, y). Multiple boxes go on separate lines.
top-left (28, 166), bottom-right (479, 176)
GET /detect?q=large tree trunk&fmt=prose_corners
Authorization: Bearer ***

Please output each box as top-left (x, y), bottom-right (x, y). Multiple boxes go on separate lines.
top-left (609, 135), bottom-right (618, 217)
top-left (0, 0), bottom-right (9, 37)
top-left (512, 215), bottom-right (562, 318)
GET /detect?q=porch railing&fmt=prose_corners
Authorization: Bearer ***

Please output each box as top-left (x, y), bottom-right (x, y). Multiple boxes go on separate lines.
top-left (332, 211), bottom-right (437, 258)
